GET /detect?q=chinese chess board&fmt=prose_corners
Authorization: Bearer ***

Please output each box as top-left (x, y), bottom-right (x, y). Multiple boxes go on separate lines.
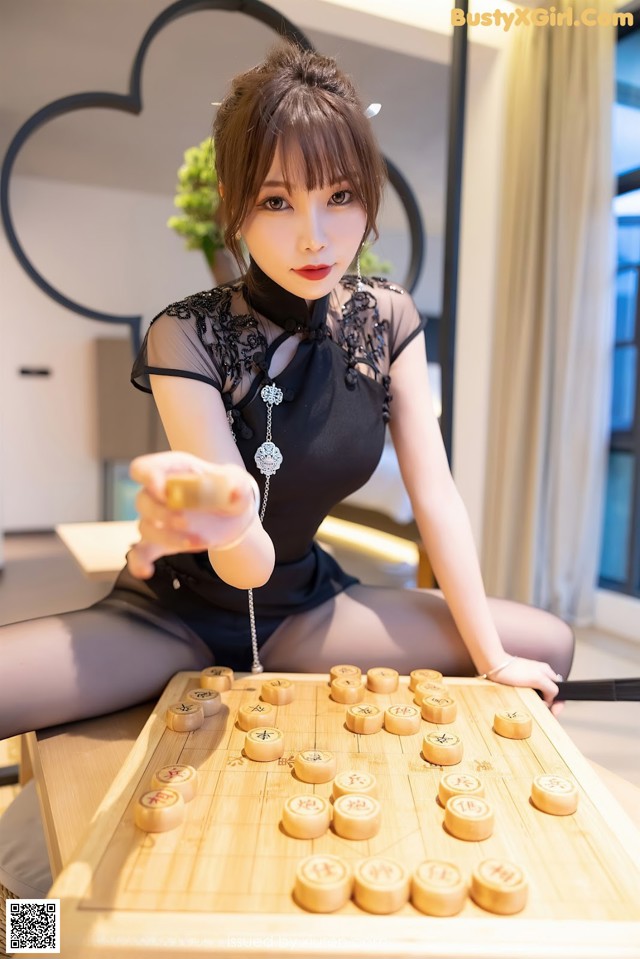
top-left (49, 673), bottom-right (640, 958)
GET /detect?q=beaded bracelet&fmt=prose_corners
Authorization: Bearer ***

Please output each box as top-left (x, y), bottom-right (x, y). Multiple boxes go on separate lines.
top-left (476, 655), bottom-right (517, 681)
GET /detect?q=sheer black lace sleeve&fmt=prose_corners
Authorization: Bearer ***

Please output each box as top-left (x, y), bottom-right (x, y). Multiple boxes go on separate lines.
top-left (383, 280), bottom-right (428, 365)
top-left (337, 275), bottom-right (427, 373)
top-left (131, 291), bottom-right (228, 394)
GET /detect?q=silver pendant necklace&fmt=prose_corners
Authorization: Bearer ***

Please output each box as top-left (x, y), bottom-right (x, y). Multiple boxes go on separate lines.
top-left (248, 381), bottom-right (283, 673)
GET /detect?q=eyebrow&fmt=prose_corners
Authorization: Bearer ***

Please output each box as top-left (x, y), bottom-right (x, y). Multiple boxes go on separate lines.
top-left (259, 177), bottom-right (351, 190)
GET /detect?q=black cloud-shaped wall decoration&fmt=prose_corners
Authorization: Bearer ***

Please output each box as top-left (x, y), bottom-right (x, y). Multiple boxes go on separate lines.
top-left (1, 0), bottom-right (424, 353)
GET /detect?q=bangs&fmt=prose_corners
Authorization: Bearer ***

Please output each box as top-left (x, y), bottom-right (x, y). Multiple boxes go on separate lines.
top-left (255, 91), bottom-right (369, 199)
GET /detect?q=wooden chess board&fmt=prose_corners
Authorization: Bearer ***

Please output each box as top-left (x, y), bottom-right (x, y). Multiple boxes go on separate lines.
top-left (48, 673), bottom-right (640, 958)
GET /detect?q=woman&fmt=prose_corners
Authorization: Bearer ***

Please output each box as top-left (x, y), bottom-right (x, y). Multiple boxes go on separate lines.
top-left (0, 40), bottom-right (573, 743)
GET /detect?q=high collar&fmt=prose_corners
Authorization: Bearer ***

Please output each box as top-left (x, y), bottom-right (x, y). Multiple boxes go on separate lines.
top-left (243, 256), bottom-right (331, 334)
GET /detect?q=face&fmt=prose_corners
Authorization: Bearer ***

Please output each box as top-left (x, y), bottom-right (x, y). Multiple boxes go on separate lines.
top-left (239, 145), bottom-right (367, 300)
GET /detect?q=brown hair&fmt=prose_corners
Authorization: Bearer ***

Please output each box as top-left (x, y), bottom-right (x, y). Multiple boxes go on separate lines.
top-left (212, 40), bottom-right (387, 275)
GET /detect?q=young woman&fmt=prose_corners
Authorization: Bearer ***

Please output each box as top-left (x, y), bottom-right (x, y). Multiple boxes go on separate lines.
top-left (0, 40), bottom-right (573, 744)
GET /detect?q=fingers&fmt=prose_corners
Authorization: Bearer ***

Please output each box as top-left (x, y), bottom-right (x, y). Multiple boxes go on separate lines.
top-left (131, 488), bottom-right (206, 576)
top-left (126, 541), bottom-right (166, 580)
top-left (135, 488), bottom-right (183, 526)
top-left (134, 484), bottom-right (254, 545)
top-left (128, 472), bottom-right (258, 581)
top-left (137, 518), bottom-right (205, 552)
top-left (129, 452), bottom-right (195, 501)
top-left (224, 474), bottom-right (258, 515)
top-left (180, 465), bottom-right (257, 516)
top-left (131, 455), bottom-right (256, 517)
top-left (538, 677), bottom-right (559, 708)
top-left (543, 662), bottom-right (563, 683)
top-left (497, 657), bottom-right (560, 709)
top-left (538, 663), bottom-right (561, 707)
top-left (529, 662), bottom-right (559, 707)
top-left (134, 490), bottom-right (202, 552)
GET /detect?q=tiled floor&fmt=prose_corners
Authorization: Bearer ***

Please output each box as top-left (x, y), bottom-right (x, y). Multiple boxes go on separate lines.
top-left (0, 530), bottom-right (639, 827)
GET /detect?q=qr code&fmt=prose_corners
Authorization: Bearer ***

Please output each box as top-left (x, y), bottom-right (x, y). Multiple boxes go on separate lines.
top-left (6, 899), bottom-right (60, 954)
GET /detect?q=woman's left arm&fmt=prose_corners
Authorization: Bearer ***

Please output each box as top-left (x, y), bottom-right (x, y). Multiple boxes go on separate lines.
top-left (388, 333), bottom-right (560, 705)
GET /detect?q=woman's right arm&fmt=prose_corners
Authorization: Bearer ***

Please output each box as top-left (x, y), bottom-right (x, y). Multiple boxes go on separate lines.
top-left (127, 374), bottom-right (275, 590)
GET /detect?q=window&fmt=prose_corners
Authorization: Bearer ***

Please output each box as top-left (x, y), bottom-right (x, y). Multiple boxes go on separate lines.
top-left (599, 19), bottom-right (640, 595)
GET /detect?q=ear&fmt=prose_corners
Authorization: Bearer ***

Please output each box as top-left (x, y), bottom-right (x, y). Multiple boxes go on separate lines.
top-left (218, 183), bottom-right (225, 198)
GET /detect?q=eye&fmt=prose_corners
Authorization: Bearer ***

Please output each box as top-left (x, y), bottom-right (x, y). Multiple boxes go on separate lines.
top-left (330, 190), bottom-right (353, 206)
top-left (259, 196), bottom-right (290, 211)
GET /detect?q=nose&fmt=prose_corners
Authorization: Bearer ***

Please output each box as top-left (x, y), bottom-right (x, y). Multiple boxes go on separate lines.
top-left (299, 205), bottom-right (328, 252)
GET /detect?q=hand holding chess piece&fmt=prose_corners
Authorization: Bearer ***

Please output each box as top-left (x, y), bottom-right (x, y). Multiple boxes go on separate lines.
top-left (127, 451), bottom-right (259, 579)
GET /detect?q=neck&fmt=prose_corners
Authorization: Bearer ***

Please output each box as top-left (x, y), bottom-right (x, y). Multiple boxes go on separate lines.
top-left (244, 257), bottom-right (331, 334)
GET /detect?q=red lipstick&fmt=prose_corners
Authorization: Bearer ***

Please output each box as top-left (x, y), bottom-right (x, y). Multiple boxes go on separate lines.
top-left (293, 264), bottom-right (332, 281)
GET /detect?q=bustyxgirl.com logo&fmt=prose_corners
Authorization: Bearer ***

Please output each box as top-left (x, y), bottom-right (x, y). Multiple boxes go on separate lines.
top-left (452, 6), bottom-right (634, 31)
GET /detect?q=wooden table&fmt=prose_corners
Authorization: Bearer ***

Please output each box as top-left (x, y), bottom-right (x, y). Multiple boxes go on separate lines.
top-left (25, 702), bottom-right (152, 877)
top-left (55, 521), bottom-right (140, 581)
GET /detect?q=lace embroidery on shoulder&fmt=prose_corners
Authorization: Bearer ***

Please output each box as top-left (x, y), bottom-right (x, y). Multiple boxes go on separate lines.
top-left (337, 274), bottom-right (397, 421)
top-left (164, 283), bottom-right (268, 396)
top-left (337, 274), bottom-right (398, 376)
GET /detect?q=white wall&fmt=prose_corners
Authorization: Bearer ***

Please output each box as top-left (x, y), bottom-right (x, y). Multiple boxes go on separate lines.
top-left (0, 174), bottom-right (210, 530)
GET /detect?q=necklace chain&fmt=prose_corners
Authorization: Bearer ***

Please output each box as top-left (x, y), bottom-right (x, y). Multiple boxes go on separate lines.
top-left (248, 382), bottom-right (283, 673)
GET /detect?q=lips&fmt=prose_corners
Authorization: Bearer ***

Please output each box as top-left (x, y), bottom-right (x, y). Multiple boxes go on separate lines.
top-left (293, 265), bottom-right (333, 281)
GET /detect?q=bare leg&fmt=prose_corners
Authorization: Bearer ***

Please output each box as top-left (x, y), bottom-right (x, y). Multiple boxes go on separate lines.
top-left (260, 585), bottom-right (574, 678)
top-left (0, 599), bottom-right (214, 740)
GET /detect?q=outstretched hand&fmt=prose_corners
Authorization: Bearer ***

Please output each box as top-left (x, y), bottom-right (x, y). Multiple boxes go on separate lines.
top-left (491, 656), bottom-right (564, 717)
top-left (126, 451), bottom-right (257, 580)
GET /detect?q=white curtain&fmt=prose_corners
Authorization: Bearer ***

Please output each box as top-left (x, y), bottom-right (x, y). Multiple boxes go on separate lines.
top-left (482, 0), bottom-right (617, 622)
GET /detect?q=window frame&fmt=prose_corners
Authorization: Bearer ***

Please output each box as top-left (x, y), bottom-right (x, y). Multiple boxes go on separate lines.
top-left (599, 15), bottom-right (640, 596)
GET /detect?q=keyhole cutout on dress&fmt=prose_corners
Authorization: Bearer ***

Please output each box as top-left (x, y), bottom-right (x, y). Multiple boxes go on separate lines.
top-left (226, 332), bottom-right (303, 405)
top-left (267, 335), bottom-right (302, 380)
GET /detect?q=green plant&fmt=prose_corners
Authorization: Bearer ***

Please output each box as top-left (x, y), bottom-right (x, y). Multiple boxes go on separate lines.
top-left (167, 139), bottom-right (224, 267)
top-left (167, 139), bottom-right (394, 277)
top-left (352, 244), bottom-right (393, 277)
